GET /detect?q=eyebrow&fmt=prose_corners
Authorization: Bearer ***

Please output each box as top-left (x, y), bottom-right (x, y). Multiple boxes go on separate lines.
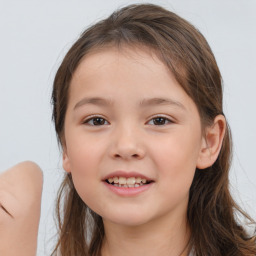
top-left (74, 97), bottom-right (114, 110)
top-left (139, 97), bottom-right (186, 110)
top-left (73, 97), bottom-right (186, 110)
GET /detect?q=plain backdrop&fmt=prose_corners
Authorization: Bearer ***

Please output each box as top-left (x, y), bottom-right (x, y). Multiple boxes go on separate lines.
top-left (0, 0), bottom-right (255, 255)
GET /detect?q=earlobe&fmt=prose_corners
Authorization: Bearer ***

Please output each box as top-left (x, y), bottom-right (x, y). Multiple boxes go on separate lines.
top-left (62, 150), bottom-right (71, 173)
top-left (196, 115), bottom-right (226, 169)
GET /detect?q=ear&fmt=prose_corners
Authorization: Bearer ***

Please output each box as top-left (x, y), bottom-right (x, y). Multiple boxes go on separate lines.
top-left (62, 146), bottom-right (71, 173)
top-left (196, 115), bottom-right (226, 169)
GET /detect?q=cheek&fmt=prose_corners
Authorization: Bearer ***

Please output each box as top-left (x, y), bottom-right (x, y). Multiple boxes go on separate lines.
top-left (68, 147), bottom-right (99, 180)
top-left (152, 128), bottom-right (201, 189)
top-left (66, 131), bottom-right (104, 169)
top-left (65, 135), bottom-right (101, 190)
top-left (154, 129), bottom-right (200, 164)
top-left (64, 131), bottom-right (109, 204)
top-left (67, 143), bottom-right (102, 210)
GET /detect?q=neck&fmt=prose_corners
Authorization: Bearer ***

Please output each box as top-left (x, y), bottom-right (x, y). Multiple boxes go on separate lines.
top-left (101, 211), bottom-right (190, 256)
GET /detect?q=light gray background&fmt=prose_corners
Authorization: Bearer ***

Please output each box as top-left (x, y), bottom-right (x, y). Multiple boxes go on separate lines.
top-left (0, 0), bottom-right (255, 255)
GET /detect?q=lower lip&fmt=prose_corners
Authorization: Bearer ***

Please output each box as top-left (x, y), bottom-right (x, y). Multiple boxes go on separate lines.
top-left (103, 182), bottom-right (154, 196)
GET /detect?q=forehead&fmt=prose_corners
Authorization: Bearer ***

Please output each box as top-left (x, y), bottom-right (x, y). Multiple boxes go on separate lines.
top-left (71, 46), bottom-right (176, 91)
top-left (68, 46), bottom-right (196, 113)
top-left (75, 45), bottom-right (167, 76)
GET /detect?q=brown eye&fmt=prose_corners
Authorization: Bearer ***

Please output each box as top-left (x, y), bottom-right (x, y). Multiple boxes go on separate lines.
top-left (83, 117), bottom-right (109, 126)
top-left (148, 116), bottom-right (173, 126)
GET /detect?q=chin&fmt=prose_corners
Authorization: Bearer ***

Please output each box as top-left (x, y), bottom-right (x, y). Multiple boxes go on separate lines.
top-left (106, 218), bottom-right (151, 227)
top-left (101, 209), bottom-right (153, 227)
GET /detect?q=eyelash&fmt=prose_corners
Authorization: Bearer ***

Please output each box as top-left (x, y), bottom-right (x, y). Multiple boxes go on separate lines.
top-left (82, 115), bottom-right (174, 126)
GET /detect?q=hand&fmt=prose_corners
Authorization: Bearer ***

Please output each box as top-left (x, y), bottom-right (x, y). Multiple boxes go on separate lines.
top-left (0, 161), bottom-right (43, 256)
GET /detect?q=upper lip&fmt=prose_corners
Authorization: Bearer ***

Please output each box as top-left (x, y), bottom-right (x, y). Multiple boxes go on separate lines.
top-left (102, 170), bottom-right (153, 181)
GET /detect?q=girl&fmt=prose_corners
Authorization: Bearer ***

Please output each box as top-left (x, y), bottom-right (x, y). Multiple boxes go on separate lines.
top-left (51, 4), bottom-right (256, 256)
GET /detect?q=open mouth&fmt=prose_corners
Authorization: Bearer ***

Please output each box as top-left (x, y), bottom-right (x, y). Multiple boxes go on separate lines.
top-left (105, 176), bottom-right (153, 188)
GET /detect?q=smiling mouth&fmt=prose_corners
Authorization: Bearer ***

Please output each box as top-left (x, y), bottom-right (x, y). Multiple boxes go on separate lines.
top-left (105, 176), bottom-right (153, 188)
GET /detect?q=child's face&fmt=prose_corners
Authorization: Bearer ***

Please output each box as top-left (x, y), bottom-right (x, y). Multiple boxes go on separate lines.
top-left (63, 47), bottom-right (205, 227)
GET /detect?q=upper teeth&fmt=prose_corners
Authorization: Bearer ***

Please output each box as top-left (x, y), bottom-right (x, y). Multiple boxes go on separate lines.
top-left (107, 177), bottom-right (147, 185)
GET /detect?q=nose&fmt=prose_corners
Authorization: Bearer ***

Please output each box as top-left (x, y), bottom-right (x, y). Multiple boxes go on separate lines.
top-left (109, 124), bottom-right (145, 161)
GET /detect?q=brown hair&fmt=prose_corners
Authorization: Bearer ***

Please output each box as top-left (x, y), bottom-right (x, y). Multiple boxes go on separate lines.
top-left (51, 4), bottom-right (256, 256)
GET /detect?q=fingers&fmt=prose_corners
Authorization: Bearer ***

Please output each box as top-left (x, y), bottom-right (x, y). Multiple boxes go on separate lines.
top-left (0, 161), bottom-right (43, 256)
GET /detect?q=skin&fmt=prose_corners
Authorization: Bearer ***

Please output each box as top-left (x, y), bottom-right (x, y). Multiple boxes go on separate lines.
top-left (0, 161), bottom-right (43, 256)
top-left (63, 46), bottom-right (226, 256)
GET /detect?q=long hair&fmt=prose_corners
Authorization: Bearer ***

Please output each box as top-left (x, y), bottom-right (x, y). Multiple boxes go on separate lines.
top-left (51, 4), bottom-right (256, 255)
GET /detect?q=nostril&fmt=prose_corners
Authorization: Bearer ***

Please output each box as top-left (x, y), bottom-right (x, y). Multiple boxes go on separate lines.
top-left (113, 153), bottom-right (139, 159)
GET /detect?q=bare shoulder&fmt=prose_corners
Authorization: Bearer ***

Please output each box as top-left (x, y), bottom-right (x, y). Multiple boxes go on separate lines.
top-left (0, 161), bottom-right (43, 218)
